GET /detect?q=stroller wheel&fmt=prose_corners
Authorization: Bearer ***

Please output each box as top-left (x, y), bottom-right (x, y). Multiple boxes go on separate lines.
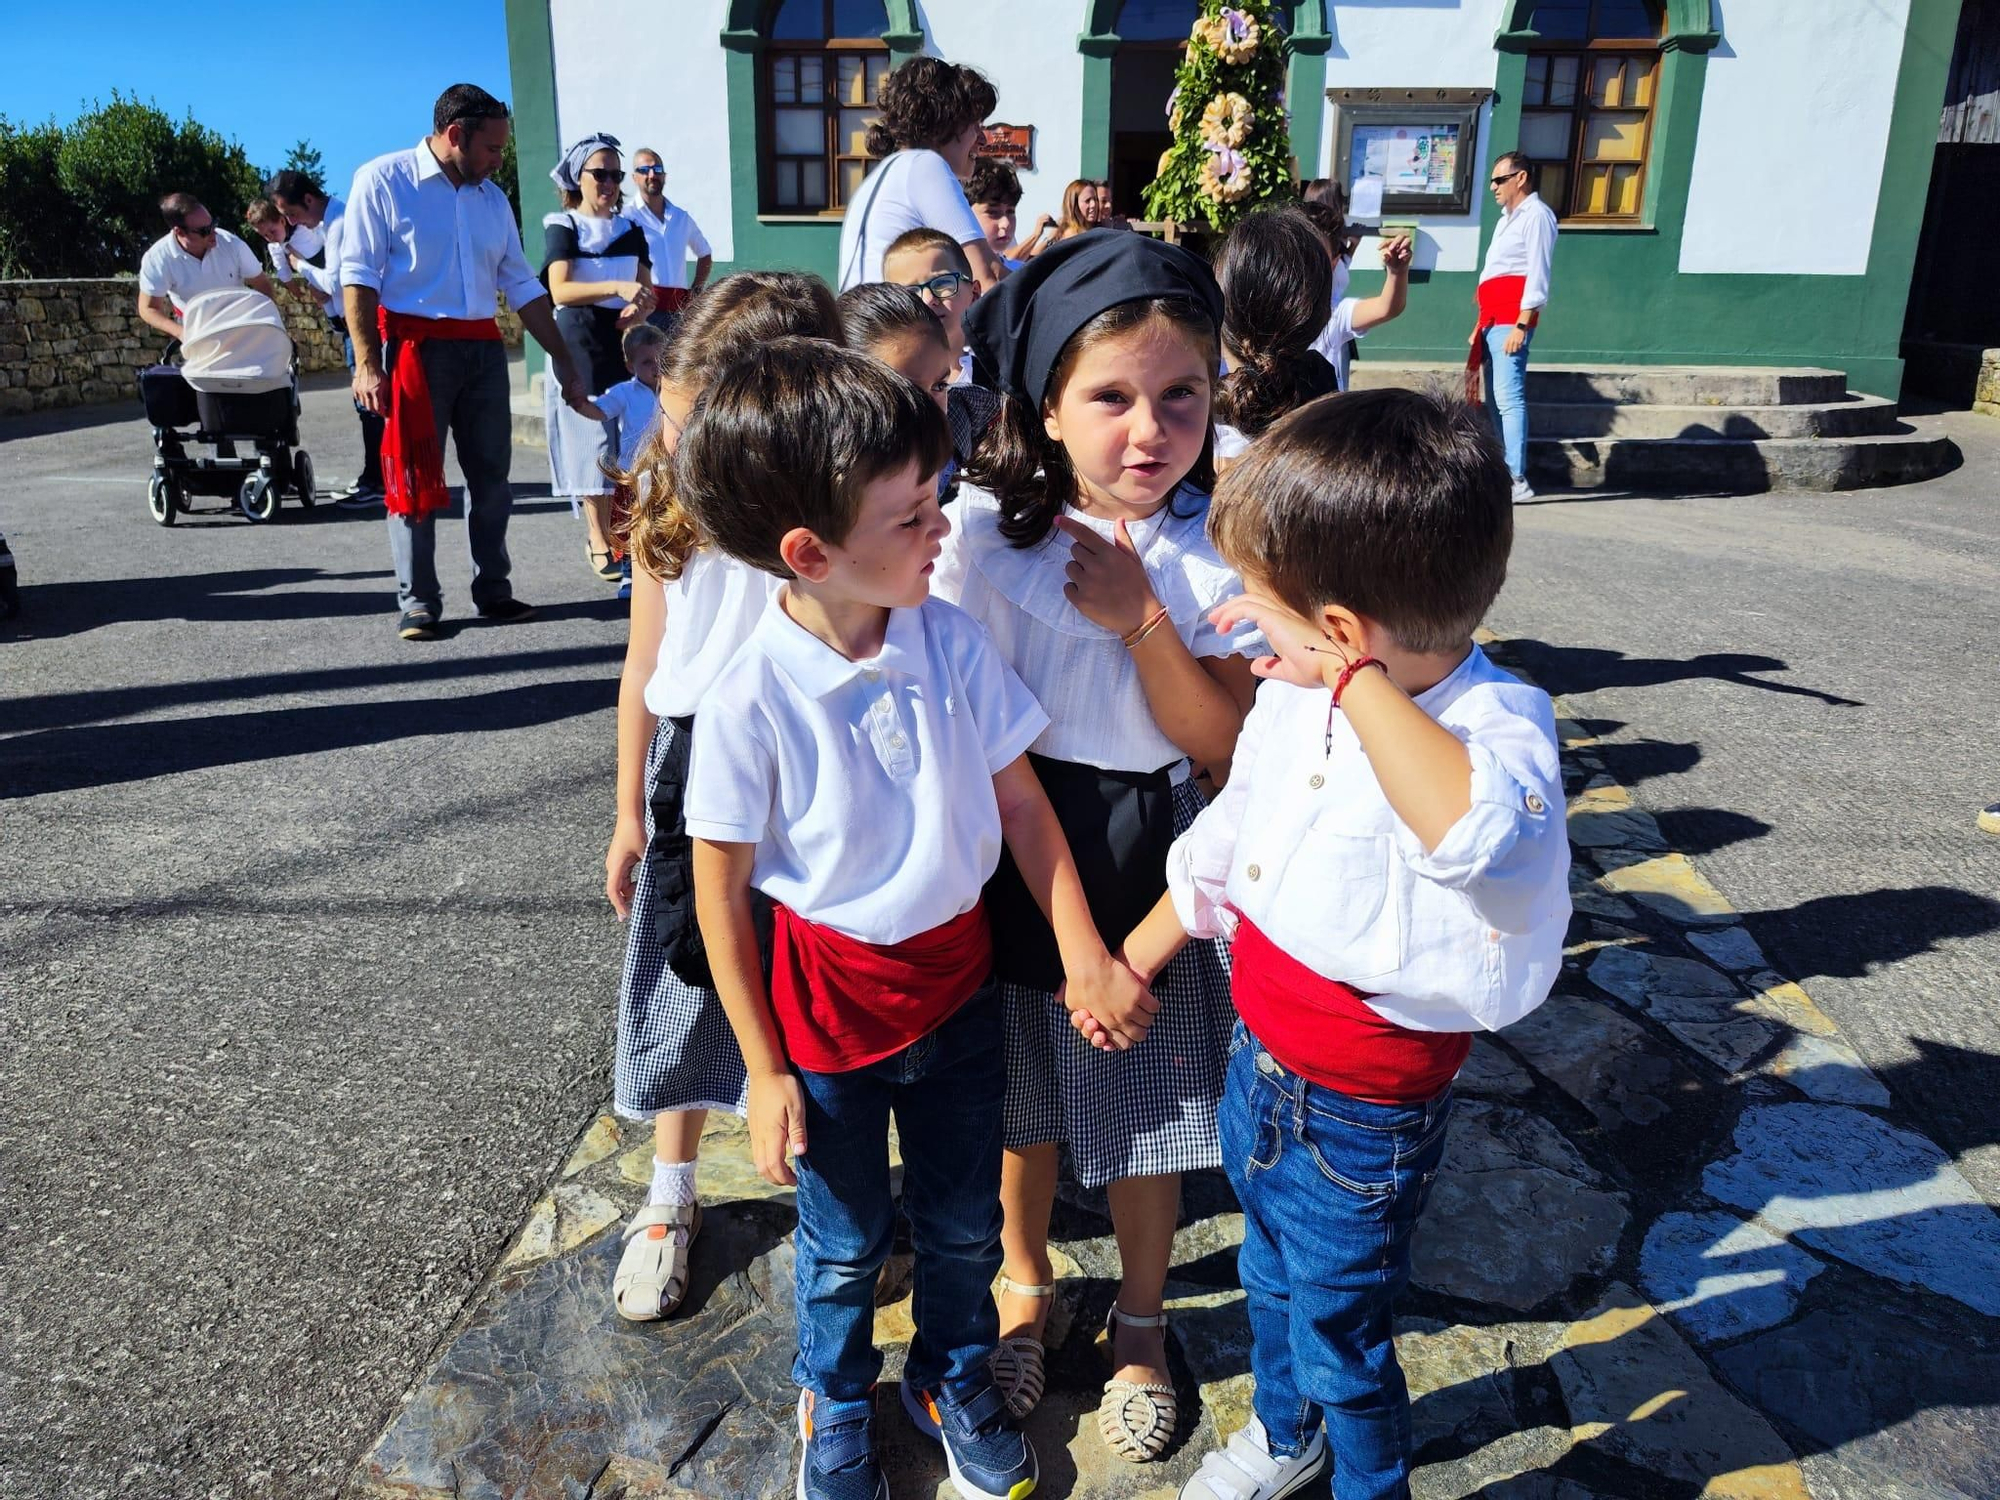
top-left (239, 472), bottom-right (280, 523)
top-left (148, 472), bottom-right (180, 527)
top-left (292, 450), bottom-right (317, 506)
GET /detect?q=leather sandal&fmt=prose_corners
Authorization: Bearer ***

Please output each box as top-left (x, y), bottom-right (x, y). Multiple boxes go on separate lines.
top-left (988, 1273), bottom-right (1054, 1418)
top-left (1097, 1303), bottom-right (1177, 1462)
top-left (613, 1201), bottom-right (701, 1321)
top-left (586, 541), bottom-right (622, 582)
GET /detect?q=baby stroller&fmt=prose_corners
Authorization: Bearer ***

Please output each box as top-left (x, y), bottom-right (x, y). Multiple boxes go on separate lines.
top-left (139, 287), bottom-right (315, 525)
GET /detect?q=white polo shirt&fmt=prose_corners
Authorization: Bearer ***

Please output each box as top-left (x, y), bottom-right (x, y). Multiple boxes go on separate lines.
top-left (137, 228), bottom-right (263, 314)
top-left (340, 139), bottom-right (546, 319)
top-left (628, 197), bottom-right (711, 291)
top-left (684, 593), bottom-right (1049, 944)
top-left (1168, 644), bottom-right (1570, 1033)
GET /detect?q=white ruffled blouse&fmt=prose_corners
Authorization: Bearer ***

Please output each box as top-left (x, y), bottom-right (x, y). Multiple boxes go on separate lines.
top-left (932, 483), bottom-right (1261, 774)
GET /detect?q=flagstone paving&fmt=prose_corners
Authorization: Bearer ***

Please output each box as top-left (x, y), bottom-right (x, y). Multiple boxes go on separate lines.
top-left (343, 642), bottom-right (2000, 1500)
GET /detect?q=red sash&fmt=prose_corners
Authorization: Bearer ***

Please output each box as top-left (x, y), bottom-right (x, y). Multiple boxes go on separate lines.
top-left (769, 902), bottom-right (994, 1074)
top-left (653, 286), bottom-right (692, 316)
top-left (1465, 274), bottom-right (1527, 403)
top-left (1231, 916), bottom-right (1469, 1104)
top-left (377, 309), bottom-right (504, 520)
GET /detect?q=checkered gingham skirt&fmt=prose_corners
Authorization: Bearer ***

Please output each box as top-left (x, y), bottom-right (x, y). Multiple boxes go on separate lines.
top-left (615, 718), bottom-right (748, 1120)
top-left (1001, 777), bottom-right (1233, 1189)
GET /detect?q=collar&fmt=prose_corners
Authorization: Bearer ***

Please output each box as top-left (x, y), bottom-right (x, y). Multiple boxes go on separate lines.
top-left (1504, 192), bottom-right (1542, 223)
top-left (756, 592), bottom-right (927, 698)
top-left (1412, 642), bottom-right (1487, 714)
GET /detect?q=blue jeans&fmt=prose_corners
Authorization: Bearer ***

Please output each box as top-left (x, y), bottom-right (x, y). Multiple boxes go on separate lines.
top-left (1220, 1023), bottom-right (1455, 1500)
top-left (1481, 324), bottom-right (1532, 480)
top-left (792, 981), bottom-right (1005, 1426)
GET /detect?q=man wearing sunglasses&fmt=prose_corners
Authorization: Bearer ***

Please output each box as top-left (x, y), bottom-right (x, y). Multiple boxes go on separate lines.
top-left (136, 193), bottom-right (275, 344)
top-left (626, 149), bottom-right (711, 323)
top-left (1472, 150), bottom-right (1558, 503)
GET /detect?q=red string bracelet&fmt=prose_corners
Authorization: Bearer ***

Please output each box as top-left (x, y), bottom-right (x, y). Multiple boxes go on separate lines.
top-left (1331, 655), bottom-right (1387, 708)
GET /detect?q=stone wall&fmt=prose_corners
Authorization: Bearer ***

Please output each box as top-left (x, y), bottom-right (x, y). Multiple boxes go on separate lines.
top-left (0, 278), bottom-right (526, 416)
top-left (1976, 348), bottom-right (2000, 419)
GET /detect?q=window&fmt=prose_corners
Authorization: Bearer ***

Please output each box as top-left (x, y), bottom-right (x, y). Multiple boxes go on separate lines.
top-left (1519, 0), bottom-right (1663, 222)
top-left (764, 0), bottom-right (891, 213)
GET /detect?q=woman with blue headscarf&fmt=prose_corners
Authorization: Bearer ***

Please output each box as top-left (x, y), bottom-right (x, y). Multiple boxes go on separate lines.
top-left (544, 133), bottom-right (656, 583)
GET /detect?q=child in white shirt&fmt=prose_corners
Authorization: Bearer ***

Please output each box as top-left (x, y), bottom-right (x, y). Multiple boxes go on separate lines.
top-left (1108, 387), bottom-right (1571, 1500)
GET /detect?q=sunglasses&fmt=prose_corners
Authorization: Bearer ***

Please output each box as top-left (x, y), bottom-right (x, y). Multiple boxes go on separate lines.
top-left (1489, 169), bottom-right (1524, 185)
top-left (585, 167), bottom-right (625, 184)
top-left (633, 165), bottom-right (665, 177)
top-left (908, 270), bottom-right (974, 300)
top-left (183, 223), bottom-right (217, 238)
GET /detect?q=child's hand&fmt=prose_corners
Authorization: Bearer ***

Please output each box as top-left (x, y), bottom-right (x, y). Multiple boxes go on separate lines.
top-left (1381, 234), bottom-right (1414, 271)
top-left (1054, 515), bottom-right (1159, 638)
top-left (1211, 593), bottom-right (1344, 689)
top-left (746, 1071), bottom-right (809, 1186)
top-left (604, 813), bottom-right (647, 918)
top-left (1060, 955), bottom-right (1159, 1050)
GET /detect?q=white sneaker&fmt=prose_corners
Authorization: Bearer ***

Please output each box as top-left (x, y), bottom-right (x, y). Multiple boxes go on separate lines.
top-left (1177, 1417), bottom-right (1328, 1500)
top-left (1510, 477), bottom-right (1537, 504)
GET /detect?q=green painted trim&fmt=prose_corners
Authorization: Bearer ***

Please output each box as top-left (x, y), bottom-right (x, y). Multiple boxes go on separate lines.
top-left (1079, 48), bottom-right (1114, 178)
top-left (1495, 0), bottom-right (1716, 50)
top-left (1285, 0), bottom-right (1330, 178)
top-left (503, 0), bottom-right (560, 386)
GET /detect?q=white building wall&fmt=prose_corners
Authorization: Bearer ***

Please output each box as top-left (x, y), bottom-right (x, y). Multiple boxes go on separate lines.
top-left (548, 0), bottom-right (737, 262)
top-left (1319, 0), bottom-right (1510, 275)
top-left (1678, 0), bottom-right (1906, 275)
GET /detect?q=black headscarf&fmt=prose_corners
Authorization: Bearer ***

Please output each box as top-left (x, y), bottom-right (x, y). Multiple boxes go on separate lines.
top-left (964, 229), bottom-right (1223, 412)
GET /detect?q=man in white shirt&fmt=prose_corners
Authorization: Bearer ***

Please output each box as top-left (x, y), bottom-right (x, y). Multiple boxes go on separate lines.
top-left (135, 194), bottom-right (276, 343)
top-left (270, 170), bottom-right (382, 508)
top-left (627, 149), bottom-right (711, 320)
top-left (1474, 150), bottom-right (1558, 502)
top-left (340, 82), bottom-right (586, 641)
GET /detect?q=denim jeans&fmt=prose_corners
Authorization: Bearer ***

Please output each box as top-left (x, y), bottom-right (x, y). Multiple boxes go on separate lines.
top-left (1481, 324), bottom-right (1533, 480)
top-left (1219, 1022), bottom-right (1455, 1500)
top-left (792, 981), bottom-right (1005, 1427)
top-left (383, 338), bottom-right (515, 614)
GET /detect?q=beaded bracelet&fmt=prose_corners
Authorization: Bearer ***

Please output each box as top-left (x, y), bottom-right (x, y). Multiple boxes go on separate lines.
top-left (1122, 605), bottom-right (1170, 649)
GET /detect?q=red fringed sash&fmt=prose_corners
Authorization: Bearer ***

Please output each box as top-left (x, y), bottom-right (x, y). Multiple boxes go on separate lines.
top-left (377, 309), bottom-right (503, 520)
top-left (1465, 274), bottom-right (1527, 404)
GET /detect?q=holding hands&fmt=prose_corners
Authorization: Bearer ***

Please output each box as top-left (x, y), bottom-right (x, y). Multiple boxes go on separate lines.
top-left (1061, 952), bottom-right (1160, 1051)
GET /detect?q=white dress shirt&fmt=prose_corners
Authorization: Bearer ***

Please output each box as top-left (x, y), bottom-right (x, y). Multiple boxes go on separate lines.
top-left (593, 377), bottom-right (659, 470)
top-left (1168, 645), bottom-right (1570, 1033)
top-left (932, 483), bottom-right (1261, 774)
top-left (1479, 191), bottom-right (1559, 313)
top-left (644, 550), bottom-right (786, 719)
top-left (293, 197), bottom-right (347, 304)
top-left (137, 229), bottom-right (263, 314)
top-left (627, 198), bottom-right (711, 291)
top-left (684, 594), bottom-right (1049, 944)
top-left (340, 140), bottom-right (545, 319)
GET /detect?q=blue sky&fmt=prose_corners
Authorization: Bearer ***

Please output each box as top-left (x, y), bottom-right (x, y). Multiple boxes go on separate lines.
top-left (0, 0), bottom-right (512, 194)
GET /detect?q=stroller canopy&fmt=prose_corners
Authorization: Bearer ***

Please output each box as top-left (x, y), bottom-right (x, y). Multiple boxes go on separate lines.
top-left (179, 288), bottom-right (293, 395)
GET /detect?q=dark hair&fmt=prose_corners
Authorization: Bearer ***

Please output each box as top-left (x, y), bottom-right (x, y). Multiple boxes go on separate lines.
top-left (433, 83), bottom-right (510, 138)
top-left (865, 57), bottom-right (996, 156)
top-left (965, 297), bottom-right (1218, 548)
top-left (158, 192), bottom-right (203, 228)
top-left (966, 158), bottom-right (1022, 208)
top-left (838, 282), bottom-right (949, 356)
top-left (1215, 205), bottom-right (1340, 440)
top-left (1209, 387), bottom-right (1512, 653)
top-left (1493, 149), bottom-right (1533, 187)
top-left (1300, 178), bottom-right (1346, 211)
top-left (624, 271), bottom-right (844, 580)
top-left (884, 226), bottom-right (973, 279)
top-left (265, 169), bottom-right (323, 207)
top-left (1297, 199), bottom-right (1355, 262)
top-left (677, 338), bottom-right (950, 577)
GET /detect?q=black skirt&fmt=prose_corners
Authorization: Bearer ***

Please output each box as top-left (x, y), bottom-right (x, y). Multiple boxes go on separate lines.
top-left (554, 303), bottom-right (628, 393)
top-left (644, 713), bottom-right (772, 990)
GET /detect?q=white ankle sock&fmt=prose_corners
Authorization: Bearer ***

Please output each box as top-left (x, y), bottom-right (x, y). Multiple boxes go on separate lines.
top-left (648, 1157), bottom-right (699, 1207)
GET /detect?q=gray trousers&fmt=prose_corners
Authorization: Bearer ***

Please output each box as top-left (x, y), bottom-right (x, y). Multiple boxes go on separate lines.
top-left (385, 338), bottom-right (514, 614)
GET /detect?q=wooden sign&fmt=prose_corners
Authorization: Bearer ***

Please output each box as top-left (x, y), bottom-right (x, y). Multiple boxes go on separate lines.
top-left (975, 124), bottom-right (1035, 170)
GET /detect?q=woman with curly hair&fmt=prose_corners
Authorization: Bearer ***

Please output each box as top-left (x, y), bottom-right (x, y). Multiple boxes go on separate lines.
top-left (836, 55), bottom-right (1009, 290)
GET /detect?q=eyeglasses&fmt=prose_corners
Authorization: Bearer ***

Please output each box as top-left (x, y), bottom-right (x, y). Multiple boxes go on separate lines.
top-left (1489, 169), bottom-right (1524, 186)
top-left (633, 165), bottom-right (665, 177)
top-left (908, 270), bottom-right (974, 301)
top-left (183, 223), bottom-right (217, 238)
top-left (585, 167), bottom-right (626, 184)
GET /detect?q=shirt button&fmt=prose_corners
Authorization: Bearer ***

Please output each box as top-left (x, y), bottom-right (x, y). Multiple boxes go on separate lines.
top-left (888, 734), bottom-right (907, 750)
top-left (1525, 793), bottom-right (1546, 814)
top-left (1246, 863), bottom-right (1261, 881)
top-left (862, 668), bottom-right (881, 683)
top-left (1308, 773), bottom-right (1325, 790)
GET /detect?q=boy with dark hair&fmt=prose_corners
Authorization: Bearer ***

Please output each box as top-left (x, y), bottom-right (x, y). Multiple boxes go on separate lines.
top-left (882, 227), bottom-right (979, 376)
top-left (1106, 387), bottom-right (1572, 1500)
top-left (965, 159), bottom-right (1025, 270)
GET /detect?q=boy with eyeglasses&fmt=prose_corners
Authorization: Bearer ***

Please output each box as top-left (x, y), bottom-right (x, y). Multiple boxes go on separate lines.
top-left (882, 227), bottom-right (980, 383)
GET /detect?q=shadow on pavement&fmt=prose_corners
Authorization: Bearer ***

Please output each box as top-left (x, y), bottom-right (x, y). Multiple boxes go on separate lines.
top-left (8, 565), bottom-right (395, 639)
top-left (1738, 886), bottom-right (2000, 985)
top-left (1504, 640), bottom-right (1865, 708)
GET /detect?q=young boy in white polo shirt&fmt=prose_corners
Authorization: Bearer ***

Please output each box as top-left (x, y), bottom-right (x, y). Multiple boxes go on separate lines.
top-left (682, 338), bottom-right (1150, 1500)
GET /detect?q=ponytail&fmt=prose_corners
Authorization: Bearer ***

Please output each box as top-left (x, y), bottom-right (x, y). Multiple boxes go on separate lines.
top-left (1214, 204), bottom-right (1339, 440)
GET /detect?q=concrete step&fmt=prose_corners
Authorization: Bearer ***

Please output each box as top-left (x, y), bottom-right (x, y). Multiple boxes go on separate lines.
top-left (1531, 395), bottom-right (1903, 441)
top-left (1527, 421), bottom-right (1960, 493)
top-left (1348, 362), bottom-right (1851, 407)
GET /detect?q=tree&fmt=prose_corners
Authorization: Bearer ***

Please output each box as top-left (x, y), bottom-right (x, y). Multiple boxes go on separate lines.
top-left (1143, 2), bottom-right (1294, 233)
top-left (0, 117), bottom-right (81, 279)
top-left (494, 130), bottom-right (523, 227)
top-left (283, 138), bottom-right (326, 188)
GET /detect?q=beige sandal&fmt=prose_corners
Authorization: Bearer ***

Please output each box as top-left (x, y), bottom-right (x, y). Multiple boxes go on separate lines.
top-left (1097, 1303), bottom-right (1177, 1462)
top-left (988, 1273), bottom-right (1055, 1418)
top-left (613, 1201), bottom-right (701, 1321)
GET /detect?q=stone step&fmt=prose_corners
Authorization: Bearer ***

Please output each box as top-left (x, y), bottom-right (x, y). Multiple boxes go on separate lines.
top-left (1527, 422), bottom-right (1960, 493)
top-left (1348, 362), bottom-right (1851, 407)
top-left (1531, 395), bottom-right (1903, 440)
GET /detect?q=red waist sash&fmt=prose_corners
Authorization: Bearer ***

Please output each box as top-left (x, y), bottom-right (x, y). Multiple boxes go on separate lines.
top-left (769, 901), bottom-right (993, 1074)
top-left (377, 309), bottom-right (503, 520)
top-left (1465, 273), bottom-right (1528, 402)
top-left (1231, 916), bottom-right (1469, 1104)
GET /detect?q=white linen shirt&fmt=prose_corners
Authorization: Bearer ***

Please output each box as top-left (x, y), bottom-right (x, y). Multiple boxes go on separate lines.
top-left (1168, 644), bottom-right (1570, 1033)
top-left (593, 377), bottom-right (659, 470)
top-left (837, 149), bottom-right (986, 290)
top-left (138, 229), bottom-right (262, 313)
top-left (1311, 295), bottom-right (1365, 391)
top-left (1479, 191), bottom-right (1559, 313)
top-left (683, 594), bottom-right (1049, 944)
top-left (628, 198), bottom-right (711, 290)
top-left (339, 140), bottom-right (546, 319)
top-left (644, 550), bottom-right (786, 719)
top-left (932, 483), bottom-right (1261, 774)
top-left (293, 197), bottom-right (347, 303)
